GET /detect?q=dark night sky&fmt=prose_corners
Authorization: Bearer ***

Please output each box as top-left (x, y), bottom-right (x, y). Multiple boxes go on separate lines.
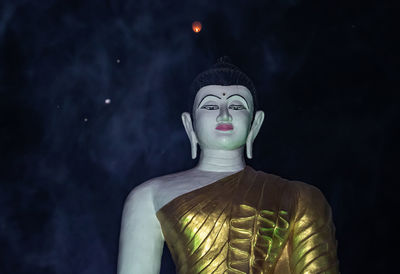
top-left (0, 0), bottom-right (398, 273)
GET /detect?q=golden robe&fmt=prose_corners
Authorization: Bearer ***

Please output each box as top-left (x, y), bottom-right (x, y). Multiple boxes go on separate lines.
top-left (156, 166), bottom-right (339, 273)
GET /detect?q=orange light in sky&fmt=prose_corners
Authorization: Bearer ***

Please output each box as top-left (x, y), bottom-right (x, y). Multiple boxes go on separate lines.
top-left (192, 21), bottom-right (202, 33)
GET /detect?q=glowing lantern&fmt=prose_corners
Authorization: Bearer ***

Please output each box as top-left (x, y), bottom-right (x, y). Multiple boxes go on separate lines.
top-left (192, 21), bottom-right (202, 33)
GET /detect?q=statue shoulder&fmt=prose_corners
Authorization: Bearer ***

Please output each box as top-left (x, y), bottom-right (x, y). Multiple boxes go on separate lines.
top-left (285, 180), bottom-right (332, 220)
top-left (127, 178), bottom-right (158, 198)
top-left (123, 177), bottom-right (163, 214)
top-left (125, 169), bottom-right (194, 210)
top-left (287, 180), bottom-right (326, 202)
top-left (256, 169), bottom-right (325, 201)
top-left (254, 169), bottom-right (328, 207)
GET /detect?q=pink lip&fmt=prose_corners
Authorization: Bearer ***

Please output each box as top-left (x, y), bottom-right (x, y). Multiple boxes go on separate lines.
top-left (216, 123), bottom-right (234, 131)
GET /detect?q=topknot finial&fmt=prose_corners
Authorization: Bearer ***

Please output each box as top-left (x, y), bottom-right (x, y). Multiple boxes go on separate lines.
top-left (212, 56), bottom-right (238, 70)
top-left (217, 56), bottom-right (233, 64)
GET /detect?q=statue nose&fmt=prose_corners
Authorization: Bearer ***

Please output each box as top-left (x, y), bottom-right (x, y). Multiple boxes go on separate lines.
top-left (216, 104), bottom-right (232, 123)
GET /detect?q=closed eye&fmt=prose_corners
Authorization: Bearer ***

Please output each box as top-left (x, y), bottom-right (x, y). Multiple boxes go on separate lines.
top-left (229, 105), bottom-right (245, 110)
top-left (201, 105), bottom-right (219, 110)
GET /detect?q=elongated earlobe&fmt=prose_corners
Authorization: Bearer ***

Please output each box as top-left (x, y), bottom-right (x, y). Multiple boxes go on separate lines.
top-left (246, 111), bottom-right (265, 159)
top-left (246, 135), bottom-right (253, 159)
top-left (181, 112), bottom-right (198, 159)
top-left (190, 131), bottom-right (198, 159)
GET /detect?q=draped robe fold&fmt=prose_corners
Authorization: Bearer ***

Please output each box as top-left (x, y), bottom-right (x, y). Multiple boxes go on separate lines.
top-left (156, 166), bottom-right (339, 274)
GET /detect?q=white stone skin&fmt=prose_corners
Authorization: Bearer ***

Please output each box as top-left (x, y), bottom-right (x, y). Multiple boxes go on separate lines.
top-left (117, 85), bottom-right (265, 274)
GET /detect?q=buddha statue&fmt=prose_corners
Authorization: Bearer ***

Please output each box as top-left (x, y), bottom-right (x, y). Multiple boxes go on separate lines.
top-left (117, 57), bottom-right (339, 274)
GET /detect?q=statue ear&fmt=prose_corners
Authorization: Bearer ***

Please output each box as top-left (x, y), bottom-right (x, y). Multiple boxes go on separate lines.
top-left (246, 110), bottom-right (265, 159)
top-left (181, 112), bottom-right (199, 159)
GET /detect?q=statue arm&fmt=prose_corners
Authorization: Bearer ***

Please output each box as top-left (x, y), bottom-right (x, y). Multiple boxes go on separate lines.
top-left (117, 182), bottom-right (164, 274)
top-left (289, 183), bottom-right (340, 273)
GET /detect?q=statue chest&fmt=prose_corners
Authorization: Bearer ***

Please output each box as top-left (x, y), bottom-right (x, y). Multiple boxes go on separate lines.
top-left (156, 168), bottom-right (295, 273)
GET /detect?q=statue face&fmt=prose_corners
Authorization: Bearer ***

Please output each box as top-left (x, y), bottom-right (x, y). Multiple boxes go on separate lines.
top-left (193, 85), bottom-right (254, 150)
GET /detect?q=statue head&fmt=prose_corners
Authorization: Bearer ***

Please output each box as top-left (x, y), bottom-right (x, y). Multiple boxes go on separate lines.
top-left (182, 56), bottom-right (265, 159)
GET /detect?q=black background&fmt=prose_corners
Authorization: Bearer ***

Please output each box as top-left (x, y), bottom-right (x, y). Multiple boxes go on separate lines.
top-left (0, 0), bottom-right (398, 273)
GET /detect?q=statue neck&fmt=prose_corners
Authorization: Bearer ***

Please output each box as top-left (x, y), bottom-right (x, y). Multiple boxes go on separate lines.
top-left (195, 147), bottom-right (246, 172)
